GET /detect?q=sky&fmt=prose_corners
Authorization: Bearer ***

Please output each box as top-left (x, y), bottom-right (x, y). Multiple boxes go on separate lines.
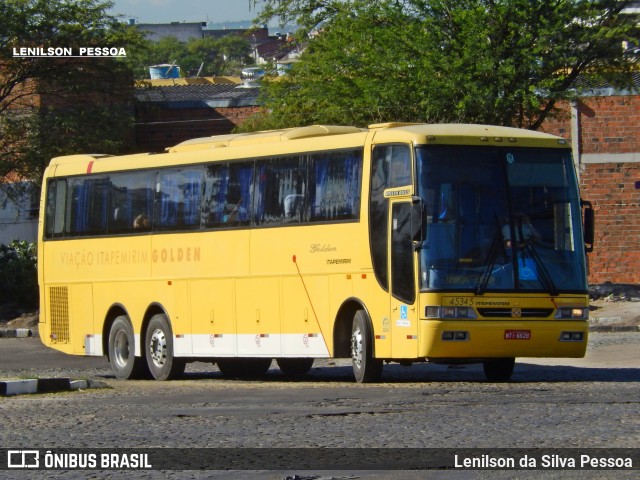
top-left (108, 0), bottom-right (262, 25)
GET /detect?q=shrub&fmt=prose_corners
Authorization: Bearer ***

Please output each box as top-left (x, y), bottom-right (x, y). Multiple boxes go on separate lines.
top-left (0, 240), bottom-right (38, 310)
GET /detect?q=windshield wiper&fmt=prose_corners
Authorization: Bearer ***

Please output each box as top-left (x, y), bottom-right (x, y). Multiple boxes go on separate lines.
top-left (476, 235), bottom-right (502, 295)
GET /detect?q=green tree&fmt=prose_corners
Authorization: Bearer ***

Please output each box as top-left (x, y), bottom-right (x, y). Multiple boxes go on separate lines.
top-left (127, 35), bottom-right (253, 78)
top-left (0, 240), bottom-right (38, 310)
top-left (216, 35), bottom-right (253, 75)
top-left (125, 35), bottom-right (183, 78)
top-left (0, 0), bottom-right (146, 186)
top-left (246, 0), bottom-right (639, 130)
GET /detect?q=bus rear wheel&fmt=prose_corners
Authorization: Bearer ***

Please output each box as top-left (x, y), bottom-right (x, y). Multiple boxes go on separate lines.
top-left (483, 358), bottom-right (515, 382)
top-left (217, 358), bottom-right (272, 379)
top-left (351, 310), bottom-right (383, 383)
top-left (145, 314), bottom-right (185, 381)
top-left (108, 315), bottom-right (149, 380)
top-left (276, 358), bottom-right (314, 376)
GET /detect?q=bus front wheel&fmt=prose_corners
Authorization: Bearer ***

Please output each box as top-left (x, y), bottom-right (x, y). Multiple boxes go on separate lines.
top-left (108, 315), bottom-right (149, 380)
top-left (483, 358), bottom-right (515, 382)
top-left (145, 314), bottom-right (185, 381)
top-left (351, 310), bottom-right (383, 383)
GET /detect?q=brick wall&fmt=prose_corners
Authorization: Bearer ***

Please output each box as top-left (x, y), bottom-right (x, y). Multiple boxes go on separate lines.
top-left (134, 105), bottom-right (261, 152)
top-left (542, 95), bottom-right (640, 284)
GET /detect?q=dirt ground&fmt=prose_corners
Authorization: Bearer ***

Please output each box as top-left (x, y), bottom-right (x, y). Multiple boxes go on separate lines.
top-left (2, 311), bottom-right (39, 329)
top-left (589, 297), bottom-right (640, 326)
top-left (2, 297), bottom-right (639, 331)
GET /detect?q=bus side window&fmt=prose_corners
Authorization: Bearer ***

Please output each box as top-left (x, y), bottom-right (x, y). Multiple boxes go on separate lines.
top-left (254, 157), bottom-right (306, 226)
top-left (156, 167), bottom-right (203, 230)
top-left (45, 179), bottom-right (67, 238)
top-left (309, 150), bottom-right (362, 222)
top-left (66, 177), bottom-right (109, 236)
top-left (110, 172), bottom-right (155, 234)
top-left (202, 164), bottom-right (228, 227)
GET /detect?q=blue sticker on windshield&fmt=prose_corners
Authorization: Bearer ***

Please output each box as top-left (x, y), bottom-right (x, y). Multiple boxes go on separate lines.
top-left (519, 258), bottom-right (538, 281)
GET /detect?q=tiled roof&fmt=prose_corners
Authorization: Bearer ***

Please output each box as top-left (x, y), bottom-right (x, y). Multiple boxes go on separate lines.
top-left (135, 83), bottom-right (260, 107)
top-left (574, 70), bottom-right (640, 95)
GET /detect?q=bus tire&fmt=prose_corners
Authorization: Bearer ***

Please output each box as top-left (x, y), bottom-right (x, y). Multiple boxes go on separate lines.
top-left (483, 357), bottom-right (515, 382)
top-left (145, 314), bottom-right (185, 381)
top-left (351, 310), bottom-right (383, 383)
top-left (217, 358), bottom-right (272, 379)
top-left (276, 358), bottom-right (314, 376)
top-left (108, 315), bottom-right (149, 380)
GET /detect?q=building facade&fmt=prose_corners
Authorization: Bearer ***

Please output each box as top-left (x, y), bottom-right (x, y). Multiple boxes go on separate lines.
top-left (542, 86), bottom-right (640, 284)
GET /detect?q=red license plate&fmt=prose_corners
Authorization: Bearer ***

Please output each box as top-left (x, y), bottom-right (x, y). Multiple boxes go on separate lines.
top-left (504, 329), bottom-right (531, 340)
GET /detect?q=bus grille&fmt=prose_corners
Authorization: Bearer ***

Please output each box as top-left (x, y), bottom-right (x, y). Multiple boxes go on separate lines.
top-left (49, 286), bottom-right (70, 343)
top-left (477, 308), bottom-right (553, 319)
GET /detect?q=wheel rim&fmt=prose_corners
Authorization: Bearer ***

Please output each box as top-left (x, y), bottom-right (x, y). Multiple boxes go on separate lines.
top-left (149, 328), bottom-right (167, 368)
top-left (351, 326), bottom-right (363, 369)
top-left (113, 330), bottom-right (130, 368)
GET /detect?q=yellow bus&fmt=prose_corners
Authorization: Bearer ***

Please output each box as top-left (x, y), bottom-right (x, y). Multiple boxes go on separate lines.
top-left (38, 123), bottom-right (594, 382)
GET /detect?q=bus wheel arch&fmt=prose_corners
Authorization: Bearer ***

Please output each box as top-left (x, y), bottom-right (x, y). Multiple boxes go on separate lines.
top-left (333, 298), bottom-right (370, 358)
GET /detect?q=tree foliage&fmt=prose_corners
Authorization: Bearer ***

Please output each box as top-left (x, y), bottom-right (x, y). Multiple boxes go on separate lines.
top-left (0, 240), bottom-right (38, 310)
top-left (126, 35), bottom-right (253, 79)
top-left (246, 0), bottom-right (640, 130)
top-left (0, 0), bottom-right (146, 186)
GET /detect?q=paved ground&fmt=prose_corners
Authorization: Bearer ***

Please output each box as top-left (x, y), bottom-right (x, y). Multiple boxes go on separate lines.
top-left (1, 301), bottom-right (638, 480)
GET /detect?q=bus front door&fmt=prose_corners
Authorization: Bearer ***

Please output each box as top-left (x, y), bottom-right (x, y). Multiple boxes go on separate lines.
top-left (389, 200), bottom-right (419, 359)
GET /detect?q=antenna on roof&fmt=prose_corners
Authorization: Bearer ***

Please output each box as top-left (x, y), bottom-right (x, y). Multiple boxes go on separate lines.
top-left (165, 60), bottom-right (177, 77)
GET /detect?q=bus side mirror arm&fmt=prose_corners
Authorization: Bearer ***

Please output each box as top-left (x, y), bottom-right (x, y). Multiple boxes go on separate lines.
top-left (411, 196), bottom-right (425, 248)
top-left (581, 199), bottom-right (594, 253)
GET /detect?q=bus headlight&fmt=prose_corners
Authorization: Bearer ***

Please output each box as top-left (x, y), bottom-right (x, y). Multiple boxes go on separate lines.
top-left (556, 307), bottom-right (588, 319)
top-left (426, 306), bottom-right (477, 319)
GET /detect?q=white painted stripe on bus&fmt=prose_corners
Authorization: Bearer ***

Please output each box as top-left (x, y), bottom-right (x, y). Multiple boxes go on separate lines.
top-left (89, 333), bottom-right (330, 359)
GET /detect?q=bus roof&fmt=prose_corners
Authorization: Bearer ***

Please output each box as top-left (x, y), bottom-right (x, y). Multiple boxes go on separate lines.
top-left (47, 123), bottom-right (570, 176)
top-left (167, 125), bottom-right (366, 153)
top-left (367, 122), bottom-right (570, 147)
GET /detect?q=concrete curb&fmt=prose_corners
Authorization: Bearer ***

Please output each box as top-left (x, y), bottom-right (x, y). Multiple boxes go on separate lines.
top-left (0, 378), bottom-right (109, 397)
top-left (588, 325), bottom-right (640, 333)
top-left (0, 328), bottom-right (35, 338)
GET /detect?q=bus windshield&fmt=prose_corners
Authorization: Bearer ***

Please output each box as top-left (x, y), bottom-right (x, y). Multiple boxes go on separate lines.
top-left (416, 145), bottom-right (588, 293)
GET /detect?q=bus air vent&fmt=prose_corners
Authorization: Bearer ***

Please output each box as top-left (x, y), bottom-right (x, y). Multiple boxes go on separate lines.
top-left (477, 308), bottom-right (553, 318)
top-left (49, 286), bottom-right (70, 343)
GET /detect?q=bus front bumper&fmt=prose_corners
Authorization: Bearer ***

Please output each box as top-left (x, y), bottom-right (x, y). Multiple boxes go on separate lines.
top-left (419, 319), bottom-right (588, 360)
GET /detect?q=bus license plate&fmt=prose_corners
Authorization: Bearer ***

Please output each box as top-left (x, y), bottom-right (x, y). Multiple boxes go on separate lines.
top-left (504, 330), bottom-right (531, 340)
